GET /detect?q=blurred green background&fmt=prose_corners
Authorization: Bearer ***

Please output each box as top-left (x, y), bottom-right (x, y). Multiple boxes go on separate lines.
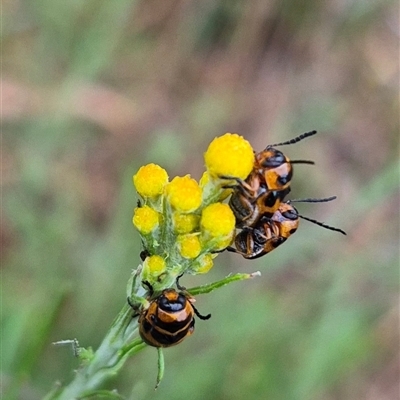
top-left (2, 1), bottom-right (399, 399)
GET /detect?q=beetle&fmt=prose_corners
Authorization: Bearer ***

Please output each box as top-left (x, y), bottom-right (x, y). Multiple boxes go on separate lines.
top-left (253, 130), bottom-right (317, 192)
top-left (221, 130), bottom-right (317, 229)
top-left (129, 280), bottom-right (211, 348)
top-left (226, 174), bottom-right (290, 228)
top-left (227, 196), bottom-right (346, 259)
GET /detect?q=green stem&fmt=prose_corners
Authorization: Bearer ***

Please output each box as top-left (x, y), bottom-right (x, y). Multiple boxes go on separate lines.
top-left (187, 271), bottom-right (261, 296)
top-left (44, 270), bottom-right (148, 400)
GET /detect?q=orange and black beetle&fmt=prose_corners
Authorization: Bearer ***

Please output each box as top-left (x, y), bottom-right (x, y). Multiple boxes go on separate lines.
top-left (129, 281), bottom-right (211, 348)
top-left (253, 130), bottom-right (317, 192)
top-left (228, 202), bottom-right (299, 259)
top-left (228, 197), bottom-right (346, 259)
top-left (225, 174), bottom-right (290, 228)
top-left (221, 130), bottom-right (317, 229)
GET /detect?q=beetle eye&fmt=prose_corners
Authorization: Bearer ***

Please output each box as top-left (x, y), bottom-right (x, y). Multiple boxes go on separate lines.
top-left (261, 151), bottom-right (285, 168)
top-left (277, 167), bottom-right (292, 185)
top-left (282, 209), bottom-right (298, 220)
top-left (177, 294), bottom-right (187, 306)
top-left (159, 296), bottom-right (168, 308)
top-left (277, 174), bottom-right (289, 185)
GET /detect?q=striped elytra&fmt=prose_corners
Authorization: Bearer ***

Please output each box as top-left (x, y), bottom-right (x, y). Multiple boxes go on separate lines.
top-left (228, 197), bottom-right (346, 259)
top-left (228, 202), bottom-right (297, 259)
top-left (138, 289), bottom-right (210, 348)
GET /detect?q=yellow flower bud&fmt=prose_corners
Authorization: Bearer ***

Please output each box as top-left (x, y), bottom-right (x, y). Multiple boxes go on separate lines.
top-left (193, 254), bottom-right (214, 274)
top-left (173, 213), bottom-right (200, 234)
top-left (143, 255), bottom-right (167, 280)
top-left (133, 164), bottom-right (168, 198)
top-left (201, 203), bottom-right (235, 238)
top-left (132, 205), bottom-right (159, 234)
top-left (204, 133), bottom-right (254, 179)
top-left (165, 175), bottom-right (202, 213)
top-left (177, 234), bottom-right (201, 259)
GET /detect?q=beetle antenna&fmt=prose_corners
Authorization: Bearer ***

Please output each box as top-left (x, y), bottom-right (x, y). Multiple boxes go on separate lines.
top-left (192, 304), bottom-right (211, 320)
top-left (268, 130), bottom-right (317, 148)
top-left (290, 159), bottom-right (315, 165)
top-left (298, 214), bottom-right (346, 235)
top-left (288, 196), bottom-right (337, 204)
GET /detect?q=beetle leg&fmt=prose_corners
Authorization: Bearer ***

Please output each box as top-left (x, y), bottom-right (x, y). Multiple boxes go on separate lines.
top-left (191, 303), bottom-right (211, 320)
top-left (176, 273), bottom-right (186, 291)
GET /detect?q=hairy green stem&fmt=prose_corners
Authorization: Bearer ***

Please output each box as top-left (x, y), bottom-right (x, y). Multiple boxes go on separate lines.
top-left (188, 271), bottom-right (261, 296)
top-left (44, 269), bottom-right (146, 400)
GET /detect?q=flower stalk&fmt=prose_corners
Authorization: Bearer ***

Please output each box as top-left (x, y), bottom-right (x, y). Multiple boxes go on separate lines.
top-left (45, 133), bottom-right (260, 397)
top-left (45, 271), bottom-right (146, 399)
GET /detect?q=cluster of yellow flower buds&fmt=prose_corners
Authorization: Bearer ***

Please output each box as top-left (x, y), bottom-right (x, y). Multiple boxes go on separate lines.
top-left (132, 133), bottom-right (254, 290)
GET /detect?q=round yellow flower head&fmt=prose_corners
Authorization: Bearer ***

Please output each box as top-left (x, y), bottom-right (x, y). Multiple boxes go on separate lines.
top-left (165, 175), bottom-right (202, 213)
top-left (173, 213), bottom-right (200, 234)
top-left (204, 133), bottom-right (254, 179)
top-left (143, 255), bottom-right (167, 280)
top-left (133, 164), bottom-right (168, 198)
top-left (201, 203), bottom-right (235, 238)
top-left (177, 234), bottom-right (201, 259)
top-left (132, 205), bottom-right (159, 234)
top-left (193, 254), bottom-right (214, 274)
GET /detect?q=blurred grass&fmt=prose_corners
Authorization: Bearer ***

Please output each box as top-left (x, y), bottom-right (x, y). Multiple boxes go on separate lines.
top-left (2, 0), bottom-right (399, 399)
